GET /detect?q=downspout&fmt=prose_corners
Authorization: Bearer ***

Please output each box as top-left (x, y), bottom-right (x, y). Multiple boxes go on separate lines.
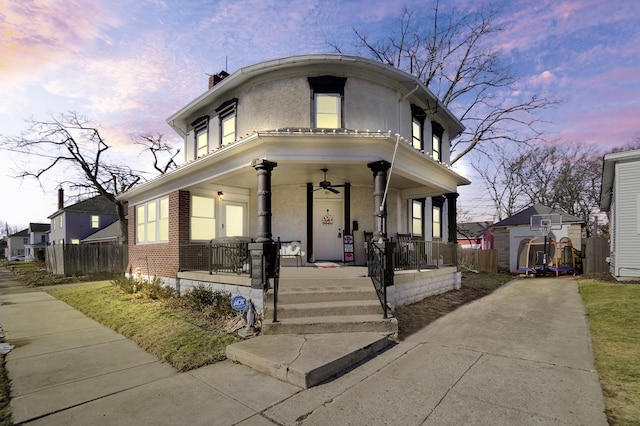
top-left (381, 84), bottom-right (420, 233)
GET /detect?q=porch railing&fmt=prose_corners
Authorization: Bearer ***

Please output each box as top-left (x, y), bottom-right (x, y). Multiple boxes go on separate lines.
top-left (367, 241), bottom-right (388, 319)
top-left (179, 238), bottom-right (251, 275)
top-left (393, 239), bottom-right (457, 271)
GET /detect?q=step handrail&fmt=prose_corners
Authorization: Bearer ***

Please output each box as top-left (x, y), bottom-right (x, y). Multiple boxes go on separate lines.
top-left (367, 241), bottom-right (388, 319)
top-left (272, 240), bottom-right (282, 323)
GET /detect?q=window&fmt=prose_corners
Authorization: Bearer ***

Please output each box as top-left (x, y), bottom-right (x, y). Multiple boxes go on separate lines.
top-left (59, 216), bottom-right (63, 229)
top-left (91, 215), bottom-right (99, 229)
top-left (432, 196), bottom-right (445, 240)
top-left (411, 105), bottom-right (426, 150)
top-left (41, 235), bottom-right (46, 243)
top-left (192, 116), bottom-right (209, 158)
top-left (136, 197), bottom-right (169, 244)
top-left (215, 98), bottom-right (238, 146)
top-left (308, 76), bottom-right (346, 129)
top-left (191, 195), bottom-right (216, 240)
top-left (432, 121), bottom-right (444, 162)
top-left (411, 199), bottom-right (425, 237)
top-left (315, 94), bottom-right (340, 128)
top-left (23, 237), bottom-right (28, 244)
top-left (71, 239), bottom-right (80, 245)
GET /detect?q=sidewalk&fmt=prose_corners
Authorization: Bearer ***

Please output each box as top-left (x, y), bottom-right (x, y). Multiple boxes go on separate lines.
top-left (0, 269), bottom-right (607, 425)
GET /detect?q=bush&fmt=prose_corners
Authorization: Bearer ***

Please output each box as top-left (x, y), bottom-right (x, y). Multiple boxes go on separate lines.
top-left (111, 275), bottom-right (177, 300)
top-left (184, 285), bottom-right (234, 318)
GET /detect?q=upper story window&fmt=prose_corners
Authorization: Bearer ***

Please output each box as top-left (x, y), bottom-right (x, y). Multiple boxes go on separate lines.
top-left (91, 215), bottom-right (100, 229)
top-left (23, 237), bottom-right (28, 244)
top-left (411, 105), bottom-right (426, 150)
top-left (308, 76), bottom-right (347, 129)
top-left (216, 98), bottom-right (238, 146)
top-left (136, 197), bottom-right (169, 244)
top-left (192, 116), bottom-right (209, 158)
top-left (59, 216), bottom-right (63, 229)
top-left (432, 121), bottom-right (444, 162)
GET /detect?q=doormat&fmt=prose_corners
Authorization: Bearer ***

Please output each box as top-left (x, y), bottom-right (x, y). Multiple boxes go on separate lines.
top-left (313, 262), bottom-right (341, 268)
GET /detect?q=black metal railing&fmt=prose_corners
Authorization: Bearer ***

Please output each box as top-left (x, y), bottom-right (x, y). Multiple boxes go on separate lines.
top-left (367, 241), bottom-right (388, 319)
top-left (179, 238), bottom-right (251, 275)
top-left (393, 239), bottom-right (457, 271)
top-left (272, 241), bottom-right (282, 323)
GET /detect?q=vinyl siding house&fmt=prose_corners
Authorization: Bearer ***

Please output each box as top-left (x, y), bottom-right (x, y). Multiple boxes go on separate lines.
top-left (117, 54), bottom-right (470, 314)
top-left (48, 191), bottom-right (119, 246)
top-left (600, 148), bottom-right (640, 279)
top-left (24, 223), bottom-right (50, 261)
top-left (6, 228), bottom-right (28, 260)
top-left (491, 204), bottom-right (583, 273)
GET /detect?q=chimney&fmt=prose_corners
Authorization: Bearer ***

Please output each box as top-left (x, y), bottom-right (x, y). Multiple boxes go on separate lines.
top-left (58, 188), bottom-right (64, 210)
top-left (208, 70), bottom-right (229, 89)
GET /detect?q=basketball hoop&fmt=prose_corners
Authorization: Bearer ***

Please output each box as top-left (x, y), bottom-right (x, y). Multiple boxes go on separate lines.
top-left (539, 218), bottom-right (552, 237)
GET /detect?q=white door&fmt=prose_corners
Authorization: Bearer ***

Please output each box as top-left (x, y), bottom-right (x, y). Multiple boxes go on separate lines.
top-left (313, 198), bottom-right (343, 261)
top-left (221, 202), bottom-right (246, 237)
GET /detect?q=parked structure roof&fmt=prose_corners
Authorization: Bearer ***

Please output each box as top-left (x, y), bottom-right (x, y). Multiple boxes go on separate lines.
top-left (491, 203), bottom-right (582, 227)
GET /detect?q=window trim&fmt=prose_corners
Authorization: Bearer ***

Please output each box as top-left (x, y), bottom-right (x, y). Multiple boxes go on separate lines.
top-left (411, 198), bottom-right (425, 237)
top-left (190, 194), bottom-right (217, 241)
top-left (411, 104), bottom-right (426, 150)
top-left (431, 121), bottom-right (444, 162)
top-left (136, 197), bottom-right (169, 244)
top-left (192, 115), bottom-right (209, 158)
top-left (215, 98), bottom-right (238, 147)
top-left (432, 196), bottom-right (445, 240)
top-left (308, 76), bottom-right (347, 129)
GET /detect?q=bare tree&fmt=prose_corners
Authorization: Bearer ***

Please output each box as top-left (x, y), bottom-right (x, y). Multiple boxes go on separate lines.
top-left (335, 2), bottom-right (558, 164)
top-left (473, 143), bottom-right (603, 236)
top-left (470, 146), bottom-right (529, 221)
top-left (2, 112), bottom-right (178, 244)
top-left (134, 134), bottom-right (181, 175)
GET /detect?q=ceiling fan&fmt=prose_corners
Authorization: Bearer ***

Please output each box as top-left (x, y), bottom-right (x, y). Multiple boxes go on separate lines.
top-left (316, 168), bottom-right (345, 194)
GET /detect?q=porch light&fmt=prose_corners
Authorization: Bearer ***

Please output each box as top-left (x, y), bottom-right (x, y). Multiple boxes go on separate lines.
top-left (218, 191), bottom-right (224, 200)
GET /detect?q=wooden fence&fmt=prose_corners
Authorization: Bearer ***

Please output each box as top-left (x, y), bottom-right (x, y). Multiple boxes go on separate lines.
top-left (46, 244), bottom-right (128, 276)
top-left (582, 237), bottom-right (610, 275)
top-left (457, 248), bottom-right (497, 273)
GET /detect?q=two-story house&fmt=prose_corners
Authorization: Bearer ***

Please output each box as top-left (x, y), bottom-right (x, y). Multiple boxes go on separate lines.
top-left (24, 223), bottom-right (50, 261)
top-left (117, 54), bottom-right (470, 312)
top-left (48, 191), bottom-right (119, 245)
top-left (6, 228), bottom-right (28, 260)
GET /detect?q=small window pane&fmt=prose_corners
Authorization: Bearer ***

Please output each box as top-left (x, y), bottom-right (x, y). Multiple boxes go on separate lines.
top-left (191, 217), bottom-right (216, 240)
top-left (432, 134), bottom-right (441, 162)
top-left (192, 196), bottom-right (215, 218)
top-left (197, 130), bottom-right (208, 157)
top-left (412, 120), bottom-right (422, 149)
top-left (221, 115), bottom-right (236, 145)
top-left (433, 206), bottom-right (442, 239)
top-left (315, 94), bottom-right (340, 128)
top-left (91, 215), bottom-right (99, 228)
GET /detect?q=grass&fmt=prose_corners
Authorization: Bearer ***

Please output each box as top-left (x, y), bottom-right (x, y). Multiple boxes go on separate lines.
top-left (0, 354), bottom-right (10, 426)
top-left (49, 281), bottom-right (240, 372)
top-left (578, 279), bottom-right (640, 425)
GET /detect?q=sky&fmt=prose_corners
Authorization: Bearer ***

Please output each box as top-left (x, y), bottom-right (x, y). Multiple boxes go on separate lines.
top-left (1, 0), bottom-right (639, 232)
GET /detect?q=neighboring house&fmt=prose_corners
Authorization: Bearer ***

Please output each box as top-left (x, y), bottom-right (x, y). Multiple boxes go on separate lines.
top-left (81, 220), bottom-right (121, 244)
top-left (457, 221), bottom-right (493, 249)
top-left (491, 204), bottom-right (583, 273)
top-left (0, 238), bottom-right (6, 259)
top-left (6, 228), bottom-right (28, 260)
top-left (24, 223), bottom-right (50, 261)
top-left (600, 148), bottom-right (640, 279)
top-left (117, 54), bottom-right (470, 309)
top-left (48, 190), bottom-right (119, 245)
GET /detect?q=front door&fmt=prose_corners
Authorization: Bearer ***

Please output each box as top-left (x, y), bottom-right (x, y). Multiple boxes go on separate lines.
top-left (313, 198), bottom-right (343, 261)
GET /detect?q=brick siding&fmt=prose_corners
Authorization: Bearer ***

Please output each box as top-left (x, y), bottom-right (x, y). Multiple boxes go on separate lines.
top-left (128, 190), bottom-right (190, 279)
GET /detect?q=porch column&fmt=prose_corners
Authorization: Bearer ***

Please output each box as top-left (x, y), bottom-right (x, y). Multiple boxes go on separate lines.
top-left (252, 159), bottom-right (278, 243)
top-left (368, 160), bottom-right (391, 242)
top-left (445, 192), bottom-right (459, 244)
top-left (250, 159), bottom-right (278, 289)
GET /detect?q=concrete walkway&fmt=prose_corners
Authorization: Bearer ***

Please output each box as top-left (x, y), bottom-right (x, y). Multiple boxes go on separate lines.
top-left (0, 268), bottom-right (607, 425)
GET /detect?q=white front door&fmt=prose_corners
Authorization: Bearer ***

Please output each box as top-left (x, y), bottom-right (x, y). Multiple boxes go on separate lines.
top-left (313, 198), bottom-right (343, 261)
top-left (220, 201), bottom-right (246, 237)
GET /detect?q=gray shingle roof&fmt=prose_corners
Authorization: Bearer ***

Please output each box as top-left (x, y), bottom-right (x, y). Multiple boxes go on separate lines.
top-left (491, 203), bottom-right (583, 227)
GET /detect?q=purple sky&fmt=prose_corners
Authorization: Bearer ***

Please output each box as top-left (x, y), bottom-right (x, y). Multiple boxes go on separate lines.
top-left (1, 0), bottom-right (639, 227)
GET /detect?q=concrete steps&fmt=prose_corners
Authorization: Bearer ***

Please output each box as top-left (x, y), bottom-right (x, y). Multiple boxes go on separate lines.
top-left (262, 276), bottom-right (397, 336)
top-left (226, 269), bottom-right (397, 388)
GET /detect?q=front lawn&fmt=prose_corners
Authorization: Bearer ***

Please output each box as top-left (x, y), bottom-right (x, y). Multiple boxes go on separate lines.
top-left (49, 281), bottom-right (241, 372)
